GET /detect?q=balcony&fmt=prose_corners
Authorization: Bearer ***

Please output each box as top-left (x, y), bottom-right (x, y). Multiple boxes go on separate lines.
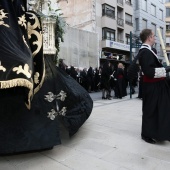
top-left (102, 13), bottom-right (115, 20)
top-left (117, 39), bottom-right (124, 43)
top-left (117, 18), bottom-right (124, 27)
top-left (125, 20), bottom-right (133, 26)
top-left (117, 0), bottom-right (123, 6)
top-left (102, 36), bottom-right (115, 41)
top-left (125, 1), bottom-right (132, 6)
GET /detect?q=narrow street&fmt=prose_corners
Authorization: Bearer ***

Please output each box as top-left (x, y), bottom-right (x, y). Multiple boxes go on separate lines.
top-left (1, 91), bottom-right (170, 170)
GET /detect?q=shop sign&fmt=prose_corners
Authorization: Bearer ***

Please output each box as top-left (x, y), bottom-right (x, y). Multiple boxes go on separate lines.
top-left (109, 40), bottom-right (130, 51)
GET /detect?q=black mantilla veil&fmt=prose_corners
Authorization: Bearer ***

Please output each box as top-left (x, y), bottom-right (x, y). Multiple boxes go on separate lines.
top-left (0, 0), bottom-right (93, 154)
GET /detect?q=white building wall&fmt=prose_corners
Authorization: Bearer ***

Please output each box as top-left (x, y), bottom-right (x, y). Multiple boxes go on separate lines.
top-left (58, 27), bottom-right (99, 69)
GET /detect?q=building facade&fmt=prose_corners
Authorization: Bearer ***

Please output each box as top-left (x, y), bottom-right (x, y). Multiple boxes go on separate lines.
top-left (58, 26), bottom-right (99, 69)
top-left (59, 0), bottom-right (134, 67)
top-left (165, 0), bottom-right (170, 61)
top-left (133, 0), bottom-right (166, 61)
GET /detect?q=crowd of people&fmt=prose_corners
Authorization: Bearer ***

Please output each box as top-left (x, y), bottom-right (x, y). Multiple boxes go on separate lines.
top-left (58, 59), bottom-right (139, 100)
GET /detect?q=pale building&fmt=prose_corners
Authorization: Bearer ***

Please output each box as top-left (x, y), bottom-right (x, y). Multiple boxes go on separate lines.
top-left (165, 0), bottom-right (170, 61)
top-left (133, 0), bottom-right (166, 62)
top-left (59, 0), bottom-right (134, 66)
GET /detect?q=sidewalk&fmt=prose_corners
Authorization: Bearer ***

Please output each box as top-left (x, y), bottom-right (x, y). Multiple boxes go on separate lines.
top-left (1, 92), bottom-right (170, 170)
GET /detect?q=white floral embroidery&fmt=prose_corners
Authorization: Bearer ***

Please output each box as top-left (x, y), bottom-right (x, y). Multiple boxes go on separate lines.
top-left (154, 68), bottom-right (166, 78)
top-left (45, 91), bottom-right (67, 120)
top-left (44, 92), bottom-right (57, 102)
top-left (18, 14), bottom-right (27, 29)
top-left (21, 5), bottom-right (25, 11)
top-left (47, 109), bottom-right (58, 120)
top-left (0, 9), bottom-right (9, 27)
top-left (13, 64), bottom-right (32, 78)
top-left (0, 61), bottom-right (6, 72)
top-left (56, 90), bottom-right (67, 101)
top-left (59, 107), bottom-right (67, 116)
top-left (34, 72), bottom-right (40, 84)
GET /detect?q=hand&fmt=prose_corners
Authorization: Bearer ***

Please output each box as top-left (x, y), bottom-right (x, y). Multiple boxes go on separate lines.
top-left (165, 66), bottom-right (170, 73)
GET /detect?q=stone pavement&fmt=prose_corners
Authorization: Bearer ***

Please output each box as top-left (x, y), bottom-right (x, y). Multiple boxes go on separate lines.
top-left (1, 91), bottom-right (170, 170)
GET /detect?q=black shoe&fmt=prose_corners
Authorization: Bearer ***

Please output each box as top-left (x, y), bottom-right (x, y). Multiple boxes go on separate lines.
top-left (141, 135), bottom-right (156, 144)
top-left (102, 97), bottom-right (107, 99)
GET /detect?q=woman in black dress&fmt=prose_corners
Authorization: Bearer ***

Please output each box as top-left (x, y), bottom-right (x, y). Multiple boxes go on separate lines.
top-left (100, 61), bottom-right (112, 99)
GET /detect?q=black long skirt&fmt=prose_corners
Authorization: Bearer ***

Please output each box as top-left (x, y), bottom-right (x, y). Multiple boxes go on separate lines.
top-left (142, 80), bottom-right (170, 140)
top-left (0, 57), bottom-right (93, 154)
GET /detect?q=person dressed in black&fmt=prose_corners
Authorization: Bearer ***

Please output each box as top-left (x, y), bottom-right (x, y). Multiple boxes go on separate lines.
top-left (58, 59), bottom-right (67, 72)
top-left (69, 66), bottom-right (78, 80)
top-left (87, 66), bottom-right (94, 93)
top-left (138, 29), bottom-right (170, 144)
top-left (94, 67), bottom-right (100, 92)
top-left (0, 0), bottom-right (93, 155)
top-left (114, 63), bottom-right (127, 99)
top-left (100, 61), bottom-right (112, 99)
top-left (80, 68), bottom-right (88, 91)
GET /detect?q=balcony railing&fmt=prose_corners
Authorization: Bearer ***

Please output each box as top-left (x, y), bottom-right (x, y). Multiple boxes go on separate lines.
top-left (102, 13), bottom-right (115, 19)
top-left (125, 20), bottom-right (133, 26)
top-left (102, 37), bottom-right (115, 41)
top-left (117, 18), bottom-right (124, 27)
top-left (117, 39), bottom-right (124, 43)
top-left (117, 0), bottom-right (123, 5)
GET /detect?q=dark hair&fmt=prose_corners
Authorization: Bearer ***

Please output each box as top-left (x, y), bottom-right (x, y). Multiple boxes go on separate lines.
top-left (140, 29), bottom-right (152, 43)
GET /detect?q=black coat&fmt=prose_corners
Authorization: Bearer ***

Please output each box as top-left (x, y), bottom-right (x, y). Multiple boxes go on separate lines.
top-left (139, 47), bottom-right (170, 140)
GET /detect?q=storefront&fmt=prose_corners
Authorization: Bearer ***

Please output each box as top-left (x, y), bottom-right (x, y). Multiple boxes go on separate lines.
top-left (100, 39), bottom-right (131, 69)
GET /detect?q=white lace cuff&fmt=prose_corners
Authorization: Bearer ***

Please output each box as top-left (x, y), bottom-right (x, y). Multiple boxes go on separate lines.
top-left (154, 68), bottom-right (166, 78)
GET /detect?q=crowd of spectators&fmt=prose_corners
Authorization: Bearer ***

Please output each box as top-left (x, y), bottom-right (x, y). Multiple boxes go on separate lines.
top-left (58, 59), bottom-right (139, 99)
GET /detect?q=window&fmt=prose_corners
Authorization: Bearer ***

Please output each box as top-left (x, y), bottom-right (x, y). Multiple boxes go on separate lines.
top-left (166, 22), bottom-right (170, 31)
top-left (151, 23), bottom-right (156, 35)
top-left (102, 4), bottom-right (115, 19)
top-left (166, 8), bottom-right (170, 17)
top-left (125, 34), bottom-right (130, 44)
top-left (142, 19), bottom-right (147, 29)
top-left (142, 0), bottom-right (147, 11)
top-left (136, 0), bottom-right (139, 10)
top-left (135, 18), bottom-right (139, 30)
top-left (166, 37), bottom-right (170, 46)
top-left (160, 27), bottom-right (164, 38)
top-left (125, 13), bottom-right (133, 26)
top-left (125, 0), bottom-right (132, 5)
top-left (151, 4), bottom-right (156, 16)
top-left (102, 27), bottom-right (115, 41)
top-left (160, 44), bottom-right (163, 57)
top-left (159, 9), bottom-right (163, 20)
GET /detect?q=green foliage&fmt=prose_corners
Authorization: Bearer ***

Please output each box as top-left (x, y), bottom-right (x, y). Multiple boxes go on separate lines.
top-left (54, 16), bottom-right (67, 64)
top-left (37, 2), bottom-right (67, 64)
